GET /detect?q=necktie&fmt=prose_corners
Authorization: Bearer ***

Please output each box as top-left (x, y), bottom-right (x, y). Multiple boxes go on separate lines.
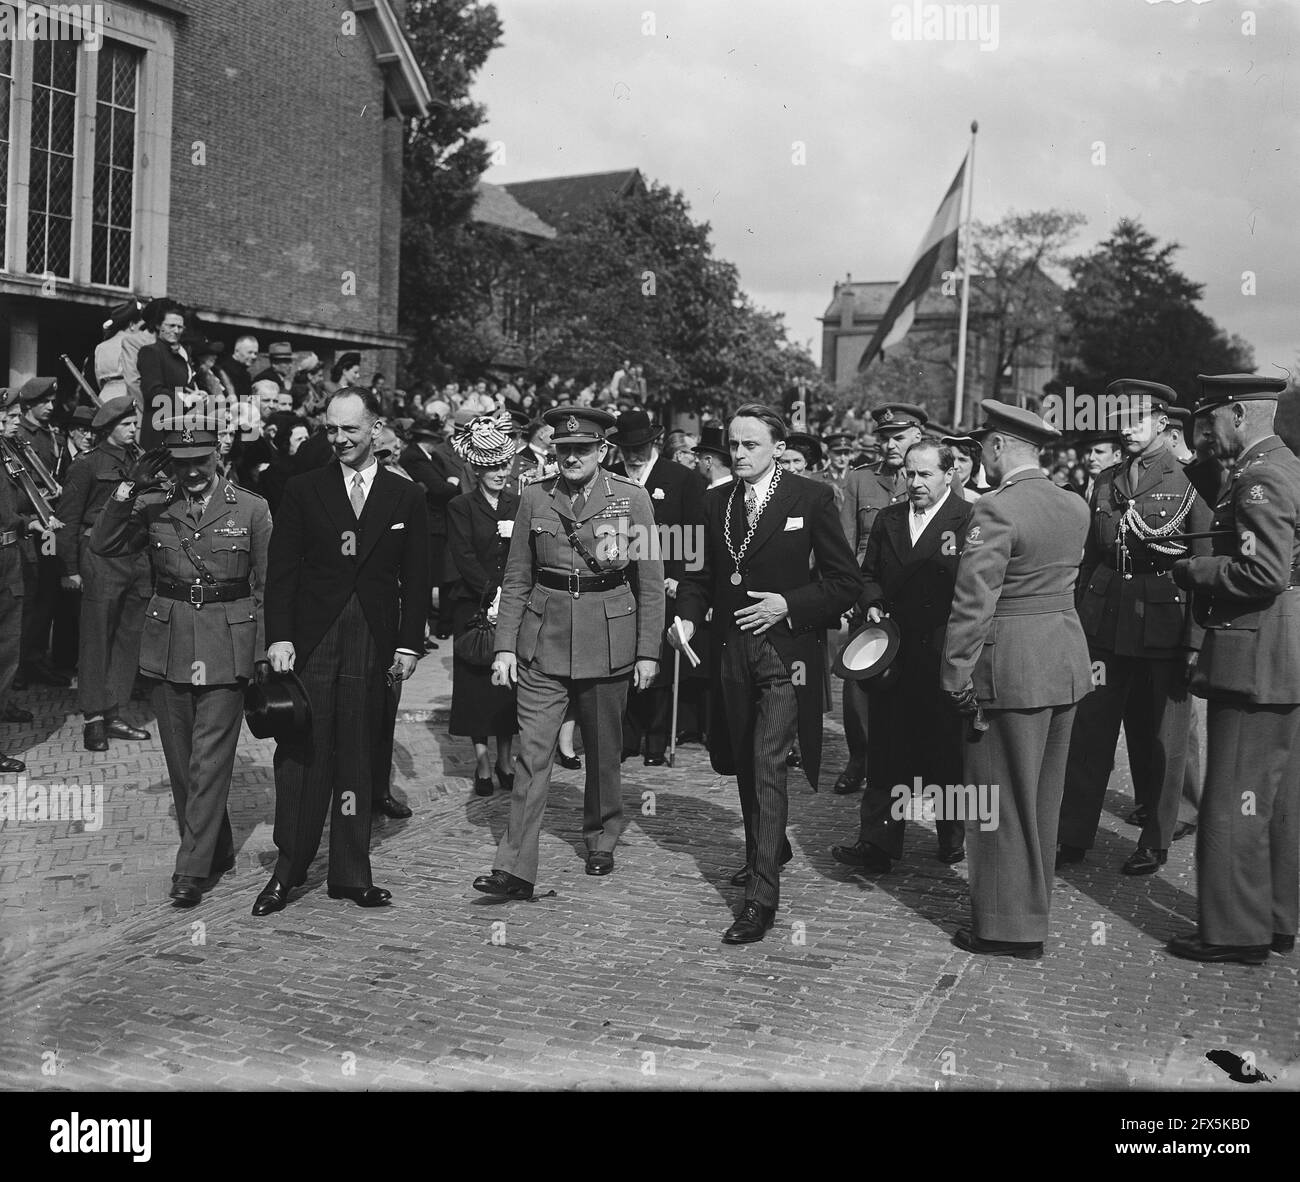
top-left (572, 487), bottom-right (587, 516)
top-left (187, 498), bottom-right (203, 527)
top-left (745, 487), bottom-right (758, 529)
top-left (350, 471), bottom-right (365, 518)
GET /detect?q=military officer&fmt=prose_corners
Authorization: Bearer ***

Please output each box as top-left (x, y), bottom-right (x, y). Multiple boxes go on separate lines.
top-left (473, 406), bottom-right (664, 898)
top-left (0, 389), bottom-right (30, 772)
top-left (91, 423), bottom-right (271, 907)
top-left (941, 401), bottom-right (1093, 958)
top-left (55, 396), bottom-right (154, 751)
top-left (1056, 381), bottom-right (1212, 875)
top-left (833, 403), bottom-right (926, 796)
top-left (818, 432), bottom-right (857, 534)
top-left (1168, 374), bottom-right (1300, 965)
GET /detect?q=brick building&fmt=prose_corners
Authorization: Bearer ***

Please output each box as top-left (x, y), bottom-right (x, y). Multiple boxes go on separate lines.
top-left (1, 0), bottom-right (429, 387)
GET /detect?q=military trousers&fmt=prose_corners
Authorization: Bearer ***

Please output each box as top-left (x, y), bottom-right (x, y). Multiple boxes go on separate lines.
top-left (153, 679), bottom-right (241, 878)
top-left (0, 580), bottom-right (21, 711)
top-left (720, 627), bottom-right (799, 910)
top-left (20, 552), bottom-right (62, 666)
top-left (77, 546), bottom-right (149, 717)
top-left (1058, 650), bottom-right (1190, 851)
top-left (1126, 690), bottom-right (1202, 826)
top-left (1198, 701), bottom-right (1300, 947)
top-left (965, 704), bottom-right (1077, 943)
top-left (494, 661), bottom-right (629, 884)
top-left (272, 595), bottom-right (383, 890)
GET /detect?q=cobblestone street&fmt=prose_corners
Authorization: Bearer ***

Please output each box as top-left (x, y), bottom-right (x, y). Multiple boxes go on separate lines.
top-left (2, 652), bottom-right (1296, 1092)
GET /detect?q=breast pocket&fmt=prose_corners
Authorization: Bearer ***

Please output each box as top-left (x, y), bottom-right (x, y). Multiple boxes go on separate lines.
top-left (530, 517), bottom-right (559, 567)
top-left (208, 533), bottom-right (251, 578)
top-left (604, 590), bottom-right (637, 671)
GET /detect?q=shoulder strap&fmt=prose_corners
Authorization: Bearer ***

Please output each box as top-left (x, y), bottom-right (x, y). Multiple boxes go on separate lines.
top-left (167, 514), bottom-right (218, 585)
top-left (559, 512), bottom-right (604, 574)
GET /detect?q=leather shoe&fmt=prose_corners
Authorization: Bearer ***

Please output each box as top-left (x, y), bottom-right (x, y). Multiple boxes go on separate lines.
top-left (2, 702), bottom-right (33, 723)
top-left (495, 767), bottom-right (514, 793)
top-left (832, 771), bottom-right (864, 795)
top-left (675, 731), bottom-right (702, 745)
top-left (936, 845), bottom-right (966, 864)
top-left (722, 901), bottom-right (776, 944)
top-left (831, 840), bottom-right (891, 873)
top-left (83, 720), bottom-right (108, 752)
top-left (1172, 821), bottom-right (1197, 841)
top-left (1121, 846), bottom-right (1167, 876)
top-left (953, 928), bottom-right (1043, 960)
top-left (169, 875), bottom-right (203, 906)
top-left (1272, 934), bottom-right (1295, 954)
top-left (729, 844), bottom-right (793, 886)
top-left (0, 752), bottom-right (25, 773)
top-left (472, 869), bottom-right (533, 899)
top-left (1167, 932), bottom-right (1269, 966)
top-left (1055, 843), bottom-right (1087, 869)
top-left (105, 719), bottom-right (149, 741)
top-left (374, 796), bottom-right (413, 818)
top-left (251, 876), bottom-right (291, 916)
top-left (586, 851), bottom-right (614, 876)
top-left (327, 884), bottom-right (392, 907)
top-left (785, 747), bottom-right (801, 768)
top-left (24, 662), bottom-right (70, 688)
top-left (473, 776), bottom-right (494, 797)
top-left (557, 752), bottom-right (581, 770)
top-left (644, 754), bottom-right (666, 767)
top-left (1124, 805), bottom-right (1148, 826)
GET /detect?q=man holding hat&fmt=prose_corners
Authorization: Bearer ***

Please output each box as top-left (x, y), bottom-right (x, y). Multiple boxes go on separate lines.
top-left (941, 400), bottom-right (1093, 958)
top-left (54, 396), bottom-right (154, 751)
top-left (1057, 380), bottom-right (1212, 876)
top-left (91, 419), bottom-right (272, 907)
top-left (832, 403), bottom-right (927, 797)
top-left (475, 406), bottom-right (664, 898)
top-left (608, 409), bottom-right (707, 765)
top-left (0, 388), bottom-right (32, 771)
top-left (1167, 373), bottom-right (1300, 964)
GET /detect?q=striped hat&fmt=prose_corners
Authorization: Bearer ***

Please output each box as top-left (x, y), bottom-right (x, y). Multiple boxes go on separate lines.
top-left (453, 414), bottom-right (516, 467)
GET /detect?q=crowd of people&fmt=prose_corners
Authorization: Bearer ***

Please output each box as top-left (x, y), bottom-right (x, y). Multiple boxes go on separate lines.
top-left (1, 297), bottom-right (1295, 963)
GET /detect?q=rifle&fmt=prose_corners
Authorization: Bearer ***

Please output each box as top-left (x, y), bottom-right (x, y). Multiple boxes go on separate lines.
top-left (0, 437), bottom-right (60, 530)
top-left (61, 354), bottom-right (103, 409)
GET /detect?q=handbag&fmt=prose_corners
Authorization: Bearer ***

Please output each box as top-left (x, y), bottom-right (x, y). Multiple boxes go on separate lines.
top-left (453, 583), bottom-right (498, 668)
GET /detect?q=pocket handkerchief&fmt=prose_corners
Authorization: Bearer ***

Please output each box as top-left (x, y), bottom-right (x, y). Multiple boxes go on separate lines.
top-left (784, 516), bottom-right (803, 531)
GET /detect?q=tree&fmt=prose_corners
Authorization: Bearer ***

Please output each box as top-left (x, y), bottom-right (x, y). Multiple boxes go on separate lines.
top-left (1059, 218), bottom-right (1254, 401)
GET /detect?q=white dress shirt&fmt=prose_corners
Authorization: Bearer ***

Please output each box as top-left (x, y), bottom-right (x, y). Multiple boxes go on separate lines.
top-left (341, 456), bottom-right (379, 507)
top-left (741, 463), bottom-right (777, 517)
top-left (907, 487), bottom-right (951, 545)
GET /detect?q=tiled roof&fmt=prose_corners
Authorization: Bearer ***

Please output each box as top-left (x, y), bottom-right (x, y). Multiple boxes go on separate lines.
top-left (472, 182), bottom-right (557, 239)
top-left (504, 169), bottom-right (645, 227)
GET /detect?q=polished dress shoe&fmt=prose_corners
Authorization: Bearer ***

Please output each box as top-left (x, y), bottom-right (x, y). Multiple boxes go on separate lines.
top-left (327, 884), bottom-right (392, 907)
top-left (557, 752), bottom-right (581, 770)
top-left (832, 771), bottom-right (864, 795)
top-left (831, 840), bottom-right (891, 873)
top-left (472, 869), bottom-right (534, 899)
top-left (953, 928), bottom-right (1043, 960)
top-left (785, 747), bottom-right (801, 768)
top-left (24, 662), bottom-right (70, 688)
top-left (0, 752), bottom-right (25, 773)
top-left (644, 754), bottom-right (666, 767)
top-left (374, 796), bottom-right (412, 818)
top-left (495, 767), bottom-right (514, 793)
top-left (1166, 932), bottom-right (1269, 966)
top-left (83, 720), bottom-right (109, 752)
top-left (1272, 934), bottom-right (1295, 954)
top-left (675, 731), bottom-right (703, 746)
top-left (105, 718), bottom-right (150, 741)
top-left (936, 845), bottom-right (966, 864)
top-left (252, 877), bottom-right (291, 916)
top-left (169, 875), bottom-right (203, 907)
top-left (1055, 843), bottom-right (1087, 868)
top-left (1172, 821), bottom-right (1197, 841)
top-left (586, 851), bottom-right (614, 876)
top-left (1125, 805), bottom-right (1149, 826)
top-left (2, 702), bottom-right (33, 723)
top-left (1121, 846), bottom-right (1167, 876)
top-left (722, 901), bottom-right (776, 944)
top-left (729, 844), bottom-right (793, 886)
top-left (473, 776), bottom-right (495, 797)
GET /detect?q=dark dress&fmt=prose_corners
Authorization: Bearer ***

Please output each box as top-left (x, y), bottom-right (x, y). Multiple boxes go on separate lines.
top-left (446, 485), bottom-right (519, 738)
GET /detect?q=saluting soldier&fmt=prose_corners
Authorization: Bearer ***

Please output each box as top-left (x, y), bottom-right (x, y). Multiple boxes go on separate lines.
top-left (1168, 373), bottom-right (1300, 965)
top-left (473, 406), bottom-right (665, 900)
top-left (55, 396), bottom-right (154, 752)
top-left (1056, 381), bottom-right (1212, 875)
top-left (91, 422), bottom-right (271, 907)
top-left (941, 401), bottom-right (1093, 959)
top-left (0, 389), bottom-right (31, 772)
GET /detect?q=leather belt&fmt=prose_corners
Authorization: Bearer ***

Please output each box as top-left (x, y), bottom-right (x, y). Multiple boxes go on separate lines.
top-left (0, 529), bottom-right (17, 547)
top-left (155, 576), bottom-right (251, 606)
top-left (994, 591), bottom-right (1075, 617)
top-left (536, 569), bottom-right (627, 598)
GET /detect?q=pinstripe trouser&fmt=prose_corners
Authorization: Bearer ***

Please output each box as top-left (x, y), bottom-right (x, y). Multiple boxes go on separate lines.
top-left (720, 627), bottom-right (799, 910)
top-left (271, 595), bottom-right (383, 889)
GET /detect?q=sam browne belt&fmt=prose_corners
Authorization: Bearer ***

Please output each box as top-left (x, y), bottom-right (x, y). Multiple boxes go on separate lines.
top-left (155, 575), bottom-right (251, 606)
top-left (536, 569), bottom-right (627, 597)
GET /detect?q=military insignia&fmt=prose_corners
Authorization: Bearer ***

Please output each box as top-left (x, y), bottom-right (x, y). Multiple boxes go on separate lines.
top-left (214, 526), bottom-right (249, 536)
top-left (880, 408), bottom-right (894, 423)
top-left (1248, 484), bottom-right (1268, 504)
top-left (566, 415), bottom-right (580, 432)
top-left (223, 484), bottom-right (238, 503)
top-left (966, 525), bottom-right (983, 546)
top-left (180, 427), bottom-right (194, 444)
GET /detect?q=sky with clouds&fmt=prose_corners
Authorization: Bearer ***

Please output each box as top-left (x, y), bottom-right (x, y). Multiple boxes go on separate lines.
top-left (472, 0), bottom-right (1299, 381)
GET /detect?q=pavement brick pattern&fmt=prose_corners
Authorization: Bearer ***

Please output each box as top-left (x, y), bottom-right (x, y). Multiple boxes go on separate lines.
top-left (1, 653), bottom-right (1296, 1091)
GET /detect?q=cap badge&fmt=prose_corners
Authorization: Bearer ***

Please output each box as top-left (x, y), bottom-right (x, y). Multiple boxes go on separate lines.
top-left (566, 415), bottom-right (580, 432)
top-left (180, 427), bottom-right (194, 444)
top-left (881, 408), bottom-right (894, 423)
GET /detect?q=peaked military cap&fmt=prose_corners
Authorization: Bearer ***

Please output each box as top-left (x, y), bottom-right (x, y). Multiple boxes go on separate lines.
top-left (544, 405), bottom-right (615, 445)
top-left (870, 403), bottom-right (929, 435)
top-left (972, 399), bottom-right (1061, 447)
top-left (1193, 373), bottom-right (1290, 416)
top-left (162, 419), bottom-right (218, 458)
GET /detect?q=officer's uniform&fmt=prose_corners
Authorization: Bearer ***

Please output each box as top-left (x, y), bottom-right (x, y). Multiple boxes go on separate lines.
top-left (941, 402), bottom-right (1093, 948)
top-left (1058, 381), bottom-right (1212, 868)
top-left (91, 424), bottom-right (271, 895)
top-left (1170, 374), bottom-right (1300, 957)
top-left (0, 388), bottom-right (29, 771)
top-left (55, 396), bottom-right (153, 748)
top-left (491, 407), bottom-right (665, 885)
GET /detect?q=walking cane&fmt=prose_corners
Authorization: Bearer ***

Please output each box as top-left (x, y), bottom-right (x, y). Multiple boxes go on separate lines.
top-left (668, 645), bottom-right (681, 768)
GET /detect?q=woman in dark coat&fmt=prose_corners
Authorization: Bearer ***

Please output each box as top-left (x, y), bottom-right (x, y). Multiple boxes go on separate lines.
top-left (446, 416), bottom-right (520, 796)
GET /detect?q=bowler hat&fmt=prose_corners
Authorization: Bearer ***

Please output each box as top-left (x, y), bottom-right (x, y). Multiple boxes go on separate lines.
top-left (833, 617), bottom-right (901, 686)
top-left (608, 409), bottom-right (662, 448)
top-left (244, 660), bottom-right (312, 741)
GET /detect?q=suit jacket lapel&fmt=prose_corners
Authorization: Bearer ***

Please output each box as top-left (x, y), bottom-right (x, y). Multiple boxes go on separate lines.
top-left (317, 462), bottom-right (358, 542)
top-left (1128, 451), bottom-right (1168, 499)
top-left (576, 472), bottom-right (614, 523)
top-left (745, 471), bottom-right (797, 559)
top-left (355, 467), bottom-right (402, 565)
top-left (883, 504), bottom-right (912, 561)
top-left (909, 493), bottom-right (965, 565)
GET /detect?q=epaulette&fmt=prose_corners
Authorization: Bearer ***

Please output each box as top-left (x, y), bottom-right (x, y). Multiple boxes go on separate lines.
top-left (226, 480), bottom-right (266, 503)
top-left (605, 471), bottom-right (638, 486)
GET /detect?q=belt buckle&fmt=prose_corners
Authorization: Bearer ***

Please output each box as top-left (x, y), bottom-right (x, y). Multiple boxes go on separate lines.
top-left (568, 570), bottom-right (580, 599)
top-left (189, 583), bottom-right (204, 608)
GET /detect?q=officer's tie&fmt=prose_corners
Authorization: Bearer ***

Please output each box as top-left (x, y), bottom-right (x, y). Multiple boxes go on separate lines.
top-left (350, 470), bottom-right (365, 518)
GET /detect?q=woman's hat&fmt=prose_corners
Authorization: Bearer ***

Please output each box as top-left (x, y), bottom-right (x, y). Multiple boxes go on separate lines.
top-left (453, 414), bottom-right (517, 467)
top-left (244, 661), bottom-right (312, 741)
top-left (832, 617), bottom-right (901, 686)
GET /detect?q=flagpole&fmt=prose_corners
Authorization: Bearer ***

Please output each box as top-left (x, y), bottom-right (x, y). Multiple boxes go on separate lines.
top-left (953, 120), bottom-right (978, 428)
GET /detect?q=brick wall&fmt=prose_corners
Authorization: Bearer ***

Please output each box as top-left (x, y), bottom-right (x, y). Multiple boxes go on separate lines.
top-left (166, 0), bottom-right (403, 340)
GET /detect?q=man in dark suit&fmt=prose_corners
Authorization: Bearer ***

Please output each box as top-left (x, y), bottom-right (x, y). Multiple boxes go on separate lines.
top-left (608, 410), bottom-right (707, 765)
top-left (833, 438), bottom-right (973, 872)
top-left (136, 301), bottom-right (195, 451)
top-left (1169, 373), bottom-right (1300, 965)
top-left (673, 403), bottom-right (863, 944)
top-left (941, 401), bottom-right (1093, 959)
top-left (401, 416), bottom-right (461, 643)
top-left (253, 388), bottom-right (431, 915)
